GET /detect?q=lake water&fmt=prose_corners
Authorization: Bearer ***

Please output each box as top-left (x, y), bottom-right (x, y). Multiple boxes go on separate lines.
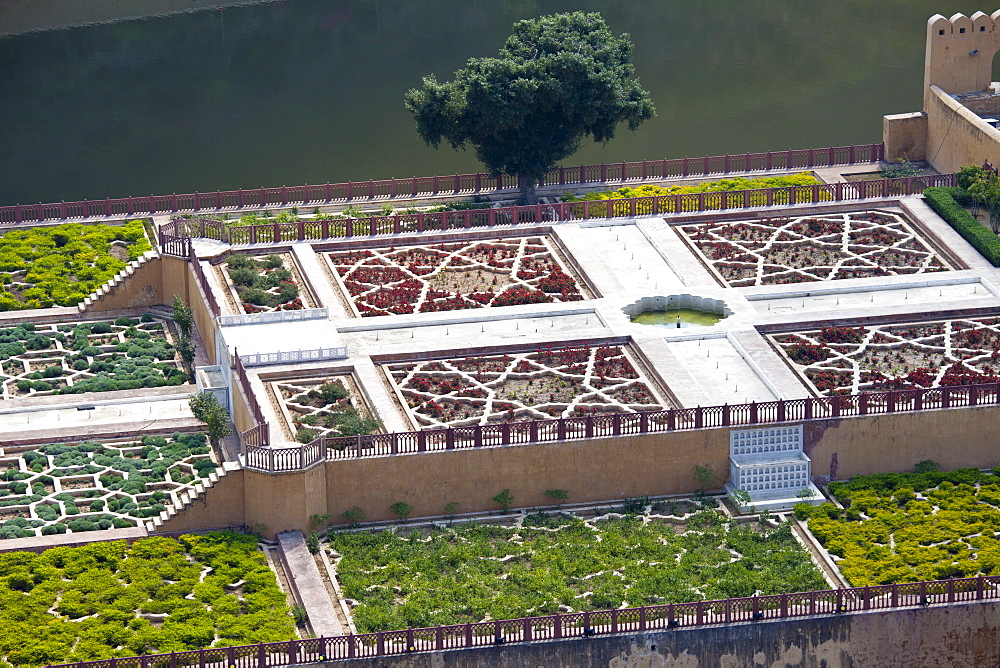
top-left (0, 0), bottom-right (990, 205)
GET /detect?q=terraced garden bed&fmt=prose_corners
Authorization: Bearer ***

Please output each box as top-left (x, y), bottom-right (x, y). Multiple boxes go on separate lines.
top-left (218, 253), bottom-right (311, 314)
top-left (0, 432), bottom-right (220, 538)
top-left (384, 344), bottom-right (667, 428)
top-left (676, 210), bottom-right (950, 286)
top-left (325, 236), bottom-right (587, 317)
top-left (0, 532), bottom-right (295, 667)
top-left (269, 375), bottom-right (382, 443)
top-left (0, 315), bottom-right (188, 399)
top-left (771, 318), bottom-right (1000, 396)
top-left (798, 466), bottom-right (1000, 586)
top-left (328, 508), bottom-right (826, 632)
top-left (0, 220), bottom-right (151, 310)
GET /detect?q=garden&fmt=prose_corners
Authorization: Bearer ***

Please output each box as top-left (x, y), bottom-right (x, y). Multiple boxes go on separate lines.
top-left (798, 464), bottom-right (1000, 586)
top-left (384, 344), bottom-right (666, 428)
top-left (676, 210), bottom-right (950, 286)
top-left (0, 315), bottom-right (189, 399)
top-left (0, 532), bottom-right (295, 667)
top-left (0, 220), bottom-right (152, 310)
top-left (771, 318), bottom-right (1000, 396)
top-left (327, 508), bottom-right (826, 632)
top-left (0, 432), bottom-right (220, 538)
top-left (325, 236), bottom-right (587, 317)
top-left (219, 253), bottom-right (310, 314)
top-left (269, 376), bottom-right (383, 444)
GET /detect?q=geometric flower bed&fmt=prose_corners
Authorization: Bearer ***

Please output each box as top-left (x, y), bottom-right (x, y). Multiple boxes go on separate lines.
top-left (772, 318), bottom-right (1000, 396)
top-left (798, 466), bottom-right (1000, 586)
top-left (325, 236), bottom-right (587, 317)
top-left (384, 344), bottom-right (666, 428)
top-left (0, 316), bottom-right (189, 399)
top-left (0, 433), bottom-right (219, 538)
top-left (328, 510), bottom-right (826, 632)
top-left (677, 211), bottom-right (950, 286)
top-left (0, 220), bottom-right (152, 311)
top-left (221, 253), bottom-right (308, 314)
top-left (270, 376), bottom-right (382, 443)
top-left (0, 532), bottom-right (295, 667)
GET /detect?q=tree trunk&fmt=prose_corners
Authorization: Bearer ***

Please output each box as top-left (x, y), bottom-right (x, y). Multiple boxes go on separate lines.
top-left (516, 175), bottom-right (538, 206)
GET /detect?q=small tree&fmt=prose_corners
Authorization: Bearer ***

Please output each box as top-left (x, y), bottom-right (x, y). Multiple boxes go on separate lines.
top-left (544, 489), bottom-right (569, 509)
top-left (176, 336), bottom-right (196, 367)
top-left (492, 489), bottom-right (514, 514)
top-left (443, 502), bottom-right (460, 520)
top-left (189, 392), bottom-right (232, 446)
top-left (405, 11), bottom-right (655, 205)
top-left (390, 501), bottom-right (413, 522)
top-left (796, 487), bottom-right (817, 501)
top-left (172, 294), bottom-right (194, 339)
top-left (342, 506), bottom-right (365, 527)
top-left (693, 464), bottom-right (717, 491)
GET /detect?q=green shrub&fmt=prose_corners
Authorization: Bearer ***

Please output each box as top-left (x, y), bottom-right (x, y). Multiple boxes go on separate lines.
top-left (924, 187), bottom-right (1000, 266)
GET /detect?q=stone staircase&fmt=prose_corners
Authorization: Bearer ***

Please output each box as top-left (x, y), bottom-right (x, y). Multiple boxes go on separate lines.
top-left (144, 461), bottom-right (239, 532)
top-left (78, 249), bottom-right (158, 312)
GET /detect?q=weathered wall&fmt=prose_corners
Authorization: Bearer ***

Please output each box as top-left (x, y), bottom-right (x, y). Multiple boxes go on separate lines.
top-left (883, 112), bottom-right (928, 162)
top-left (806, 404), bottom-right (1000, 481)
top-left (154, 466), bottom-right (247, 533)
top-left (323, 430), bottom-right (729, 525)
top-left (924, 12), bottom-right (1000, 102)
top-left (925, 84), bottom-right (1000, 174)
top-left (322, 600), bottom-right (1000, 667)
top-left (242, 465), bottom-right (328, 537)
top-left (83, 256), bottom-right (165, 312)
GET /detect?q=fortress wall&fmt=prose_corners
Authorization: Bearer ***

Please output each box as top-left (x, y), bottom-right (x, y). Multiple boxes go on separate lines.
top-left (323, 599), bottom-right (1000, 667)
top-left (154, 467), bottom-right (247, 534)
top-left (82, 256), bottom-right (165, 312)
top-left (924, 11), bottom-right (1000, 100)
top-left (925, 84), bottom-right (1000, 174)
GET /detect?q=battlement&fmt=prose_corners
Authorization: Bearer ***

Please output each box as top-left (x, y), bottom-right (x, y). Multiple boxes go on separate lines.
top-left (925, 10), bottom-right (1000, 98)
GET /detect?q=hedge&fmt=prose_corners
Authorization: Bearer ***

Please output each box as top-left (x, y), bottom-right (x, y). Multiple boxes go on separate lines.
top-left (923, 186), bottom-right (1000, 266)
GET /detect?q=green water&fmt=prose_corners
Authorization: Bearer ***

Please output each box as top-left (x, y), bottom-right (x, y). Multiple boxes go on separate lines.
top-left (631, 308), bottom-right (724, 329)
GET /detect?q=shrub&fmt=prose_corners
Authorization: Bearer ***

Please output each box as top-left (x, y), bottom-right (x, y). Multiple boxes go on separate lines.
top-left (924, 187), bottom-right (1000, 266)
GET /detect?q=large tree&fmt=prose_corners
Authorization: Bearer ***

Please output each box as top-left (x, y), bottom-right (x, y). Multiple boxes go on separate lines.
top-left (404, 11), bottom-right (655, 206)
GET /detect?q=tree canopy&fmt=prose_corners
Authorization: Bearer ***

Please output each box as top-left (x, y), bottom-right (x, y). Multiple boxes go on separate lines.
top-left (404, 11), bottom-right (655, 205)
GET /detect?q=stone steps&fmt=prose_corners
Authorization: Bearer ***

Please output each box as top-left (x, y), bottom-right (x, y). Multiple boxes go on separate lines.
top-left (78, 249), bottom-right (158, 312)
top-left (145, 466), bottom-right (225, 532)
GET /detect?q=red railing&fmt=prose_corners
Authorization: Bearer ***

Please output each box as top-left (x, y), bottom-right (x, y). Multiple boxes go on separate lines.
top-left (235, 382), bottom-right (1000, 467)
top-left (233, 351), bottom-right (269, 447)
top-left (3, 143), bottom-right (885, 225)
top-left (45, 574), bottom-right (1000, 667)
top-left (187, 244), bottom-right (220, 317)
top-left (159, 173), bottom-right (956, 249)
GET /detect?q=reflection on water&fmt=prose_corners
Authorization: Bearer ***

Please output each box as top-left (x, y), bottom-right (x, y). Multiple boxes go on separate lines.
top-left (0, 0), bottom-right (982, 204)
top-left (631, 308), bottom-right (723, 329)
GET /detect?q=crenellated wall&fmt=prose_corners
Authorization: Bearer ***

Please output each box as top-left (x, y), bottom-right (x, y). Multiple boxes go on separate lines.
top-left (924, 11), bottom-right (1000, 102)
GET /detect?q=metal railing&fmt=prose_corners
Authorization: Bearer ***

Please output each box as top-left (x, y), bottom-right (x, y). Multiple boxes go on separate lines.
top-left (46, 574), bottom-right (1000, 667)
top-left (4, 143), bottom-right (884, 225)
top-left (158, 173), bottom-right (956, 249)
top-left (217, 307), bottom-right (329, 327)
top-left (234, 382), bottom-right (1000, 468)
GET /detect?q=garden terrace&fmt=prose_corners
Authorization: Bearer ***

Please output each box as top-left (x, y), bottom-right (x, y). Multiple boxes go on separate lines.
top-left (0, 220), bottom-right (151, 310)
top-left (268, 375), bottom-right (382, 444)
top-left (771, 318), bottom-right (1000, 396)
top-left (383, 343), bottom-right (668, 428)
top-left (327, 508), bottom-right (826, 633)
top-left (677, 210), bottom-right (952, 287)
top-left (0, 432), bottom-right (220, 538)
top-left (0, 532), bottom-right (295, 668)
top-left (799, 466), bottom-right (1000, 586)
top-left (0, 315), bottom-right (189, 399)
top-left (216, 252), bottom-right (311, 314)
top-left (324, 235), bottom-right (589, 317)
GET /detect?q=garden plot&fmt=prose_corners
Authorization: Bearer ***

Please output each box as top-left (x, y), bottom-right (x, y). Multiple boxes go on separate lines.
top-left (269, 375), bottom-right (382, 443)
top-left (0, 432), bottom-right (220, 538)
top-left (0, 316), bottom-right (189, 400)
top-left (771, 318), bottom-right (1000, 396)
top-left (677, 211), bottom-right (951, 287)
top-left (799, 467), bottom-right (1000, 586)
top-left (218, 252), bottom-right (312, 314)
top-left (325, 236), bottom-right (588, 317)
top-left (0, 220), bottom-right (151, 310)
top-left (328, 509), bottom-right (826, 632)
top-left (384, 344), bottom-right (668, 428)
top-left (0, 532), bottom-right (295, 668)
